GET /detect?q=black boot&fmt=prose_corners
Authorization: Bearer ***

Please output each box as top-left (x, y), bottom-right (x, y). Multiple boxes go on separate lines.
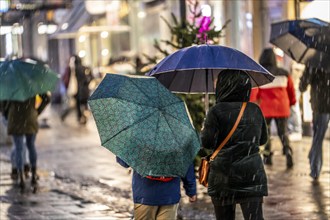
top-left (11, 168), bottom-right (18, 180)
top-left (18, 171), bottom-right (25, 193)
top-left (285, 147), bottom-right (294, 169)
top-left (24, 164), bottom-right (30, 178)
top-left (263, 152), bottom-right (273, 165)
top-left (31, 167), bottom-right (38, 186)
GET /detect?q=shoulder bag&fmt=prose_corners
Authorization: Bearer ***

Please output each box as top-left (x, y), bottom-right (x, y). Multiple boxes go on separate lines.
top-left (199, 102), bottom-right (247, 187)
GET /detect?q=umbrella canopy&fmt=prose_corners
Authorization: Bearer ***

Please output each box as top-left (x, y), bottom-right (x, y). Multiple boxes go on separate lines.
top-left (147, 44), bottom-right (274, 94)
top-left (270, 18), bottom-right (330, 71)
top-left (0, 58), bottom-right (59, 101)
top-left (88, 73), bottom-right (200, 177)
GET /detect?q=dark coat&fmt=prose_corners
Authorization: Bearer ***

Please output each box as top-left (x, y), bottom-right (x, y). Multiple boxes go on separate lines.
top-left (62, 65), bottom-right (93, 103)
top-left (201, 70), bottom-right (268, 201)
top-left (7, 93), bottom-right (50, 135)
top-left (299, 66), bottom-right (330, 113)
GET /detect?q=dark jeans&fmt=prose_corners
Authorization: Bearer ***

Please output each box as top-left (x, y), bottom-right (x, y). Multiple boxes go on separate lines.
top-left (12, 134), bottom-right (37, 170)
top-left (264, 117), bottom-right (291, 154)
top-left (213, 201), bottom-right (264, 220)
top-left (309, 112), bottom-right (330, 178)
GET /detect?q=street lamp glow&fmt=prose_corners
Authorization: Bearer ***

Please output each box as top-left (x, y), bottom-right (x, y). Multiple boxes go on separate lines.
top-left (201, 4), bottom-right (211, 17)
top-left (61, 23), bottom-right (68, 30)
top-left (38, 23), bottom-right (47, 34)
top-left (12, 26), bottom-right (23, 35)
top-left (0, 0), bottom-right (9, 13)
top-left (78, 50), bottom-right (86, 58)
top-left (101, 49), bottom-right (109, 56)
top-left (100, 31), bottom-right (109, 38)
top-left (138, 11), bottom-right (146, 18)
top-left (0, 26), bottom-right (11, 35)
top-left (38, 23), bottom-right (57, 34)
top-left (79, 35), bottom-right (86, 42)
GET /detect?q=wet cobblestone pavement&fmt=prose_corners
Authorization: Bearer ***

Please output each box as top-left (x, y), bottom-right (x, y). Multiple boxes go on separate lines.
top-left (0, 106), bottom-right (329, 219)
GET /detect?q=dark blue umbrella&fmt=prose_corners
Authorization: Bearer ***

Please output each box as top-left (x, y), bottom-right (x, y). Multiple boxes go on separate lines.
top-left (146, 45), bottom-right (274, 112)
top-left (147, 44), bottom-right (274, 93)
top-left (270, 18), bottom-right (330, 71)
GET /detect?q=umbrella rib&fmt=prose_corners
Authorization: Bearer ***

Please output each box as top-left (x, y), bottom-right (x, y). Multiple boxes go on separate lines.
top-left (298, 47), bottom-right (309, 63)
top-left (127, 77), bottom-right (160, 107)
top-left (162, 106), bottom-right (193, 129)
top-left (245, 71), bottom-right (260, 87)
top-left (167, 71), bottom-right (180, 92)
top-left (187, 69), bottom-right (195, 93)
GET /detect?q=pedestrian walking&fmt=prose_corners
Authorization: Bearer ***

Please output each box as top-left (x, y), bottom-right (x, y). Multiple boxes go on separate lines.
top-left (299, 66), bottom-right (330, 180)
top-left (0, 102), bottom-right (30, 180)
top-left (256, 48), bottom-right (296, 168)
top-left (116, 157), bottom-right (197, 220)
top-left (61, 55), bottom-right (93, 124)
top-left (6, 93), bottom-right (50, 192)
top-left (201, 70), bottom-right (268, 220)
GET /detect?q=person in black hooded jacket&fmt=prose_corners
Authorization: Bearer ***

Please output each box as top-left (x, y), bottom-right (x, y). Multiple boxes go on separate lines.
top-left (201, 70), bottom-right (268, 220)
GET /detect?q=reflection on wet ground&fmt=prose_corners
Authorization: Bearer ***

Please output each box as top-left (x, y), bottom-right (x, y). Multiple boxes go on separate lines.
top-left (0, 107), bottom-right (329, 219)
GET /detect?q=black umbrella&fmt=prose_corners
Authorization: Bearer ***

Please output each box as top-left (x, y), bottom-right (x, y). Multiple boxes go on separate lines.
top-left (270, 18), bottom-right (330, 71)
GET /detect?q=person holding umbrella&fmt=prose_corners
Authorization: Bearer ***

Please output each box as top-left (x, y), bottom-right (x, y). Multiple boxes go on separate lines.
top-left (256, 48), bottom-right (296, 168)
top-left (201, 70), bottom-right (268, 220)
top-left (299, 66), bottom-right (330, 180)
top-left (88, 73), bottom-right (200, 219)
top-left (6, 93), bottom-right (50, 192)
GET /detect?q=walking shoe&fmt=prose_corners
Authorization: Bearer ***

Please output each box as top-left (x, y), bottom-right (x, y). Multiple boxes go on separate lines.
top-left (10, 168), bottom-right (18, 180)
top-left (18, 172), bottom-right (25, 194)
top-left (263, 152), bottom-right (273, 165)
top-left (31, 167), bottom-right (39, 186)
top-left (285, 147), bottom-right (294, 169)
top-left (24, 164), bottom-right (30, 178)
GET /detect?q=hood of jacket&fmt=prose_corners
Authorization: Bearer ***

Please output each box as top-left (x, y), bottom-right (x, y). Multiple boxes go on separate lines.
top-left (259, 48), bottom-right (277, 68)
top-left (215, 70), bottom-right (251, 103)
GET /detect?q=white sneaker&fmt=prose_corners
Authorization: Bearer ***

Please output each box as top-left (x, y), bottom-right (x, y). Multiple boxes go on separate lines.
top-left (289, 132), bottom-right (302, 142)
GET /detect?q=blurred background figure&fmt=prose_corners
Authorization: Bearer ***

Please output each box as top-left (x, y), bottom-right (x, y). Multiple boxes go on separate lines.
top-left (60, 55), bottom-right (93, 125)
top-left (256, 48), bottom-right (296, 168)
top-left (299, 66), bottom-right (330, 180)
top-left (0, 102), bottom-right (30, 180)
top-left (6, 93), bottom-right (50, 192)
top-left (288, 62), bottom-right (305, 141)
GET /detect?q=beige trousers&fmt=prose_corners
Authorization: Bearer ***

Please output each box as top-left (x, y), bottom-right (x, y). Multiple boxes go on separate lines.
top-left (134, 203), bottom-right (179, 220)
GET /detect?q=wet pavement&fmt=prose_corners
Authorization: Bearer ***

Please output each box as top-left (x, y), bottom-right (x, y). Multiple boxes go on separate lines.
top-left (0, 105), bottom-right (329, 220)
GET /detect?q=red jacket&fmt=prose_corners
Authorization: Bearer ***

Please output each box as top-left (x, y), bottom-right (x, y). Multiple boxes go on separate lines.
top-left (255, 74), bottom-right (296, 118)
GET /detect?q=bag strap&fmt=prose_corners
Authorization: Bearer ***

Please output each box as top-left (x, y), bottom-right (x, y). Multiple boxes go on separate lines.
top-left (209, 102), bottom-right (247, 161)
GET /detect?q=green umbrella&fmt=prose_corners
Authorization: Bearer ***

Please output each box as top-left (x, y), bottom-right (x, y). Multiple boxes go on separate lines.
top-left (0, 58), bottom-right (59, 101)
top-left (88, 73), bottom-right (200, 177)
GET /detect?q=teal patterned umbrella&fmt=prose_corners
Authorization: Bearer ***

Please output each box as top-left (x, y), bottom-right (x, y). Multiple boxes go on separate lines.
top-left (88, 73), bottom-right (200, 177)
top-left (0, 58), bottom-right (59, 101)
